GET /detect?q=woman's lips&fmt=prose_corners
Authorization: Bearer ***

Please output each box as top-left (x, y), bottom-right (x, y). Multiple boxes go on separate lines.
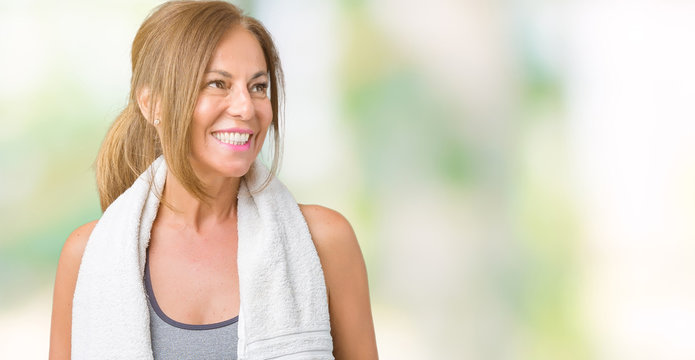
top-left (211, 129), bottom-right (253, 151)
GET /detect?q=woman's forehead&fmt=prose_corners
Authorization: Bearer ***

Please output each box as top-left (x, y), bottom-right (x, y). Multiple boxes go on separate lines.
top-left (206, 27), bottom-right (267, 74)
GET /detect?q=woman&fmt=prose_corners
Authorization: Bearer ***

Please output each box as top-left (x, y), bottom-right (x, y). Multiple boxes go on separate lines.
top-left (49, 1), bottom-right (378, 359)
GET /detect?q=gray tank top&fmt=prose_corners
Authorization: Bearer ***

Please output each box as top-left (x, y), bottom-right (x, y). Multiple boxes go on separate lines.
top-left (145, 254), bottom-right (239, 359)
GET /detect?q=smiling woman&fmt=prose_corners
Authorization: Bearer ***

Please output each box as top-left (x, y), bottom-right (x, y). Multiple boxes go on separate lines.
top-left (94, 1), bottom-right (284, 210)
top-left (186, 27), bottom-right (273, 181)
top-left (48, 1), bottom-right (377, 359)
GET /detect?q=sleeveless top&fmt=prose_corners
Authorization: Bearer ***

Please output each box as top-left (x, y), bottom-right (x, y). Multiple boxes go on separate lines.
top-left (144, 253), bottom-right (239, 359)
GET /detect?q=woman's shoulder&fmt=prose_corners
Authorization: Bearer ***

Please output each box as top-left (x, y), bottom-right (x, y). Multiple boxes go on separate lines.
top-left (297, 204), bottom-right (365, 281)
top-left (49, 219), bottom-right (99, 358)
top-left (297, 205), bottom-right (378, 358)
top-left (298, 204), bottom-right (359, 252)
top-left (57, 220), bottom-right (99, 276)
top-left (63, 220), bottom-right (99, 260)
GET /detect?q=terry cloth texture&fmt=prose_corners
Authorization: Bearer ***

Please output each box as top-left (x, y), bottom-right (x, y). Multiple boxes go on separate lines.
top-left (71, 156), bottom-right (333, 359)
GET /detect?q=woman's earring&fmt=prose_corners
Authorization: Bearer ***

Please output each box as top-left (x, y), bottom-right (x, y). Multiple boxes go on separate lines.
top-left (153, 119), bottom-right (160, 126)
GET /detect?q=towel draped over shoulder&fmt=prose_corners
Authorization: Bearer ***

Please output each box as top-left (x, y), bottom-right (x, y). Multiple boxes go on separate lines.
top-left (72, 156), bottom-right (333, 359)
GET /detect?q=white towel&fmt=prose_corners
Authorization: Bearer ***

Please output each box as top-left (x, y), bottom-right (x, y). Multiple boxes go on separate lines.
top-left (72, 156), bottom-right (333, 359)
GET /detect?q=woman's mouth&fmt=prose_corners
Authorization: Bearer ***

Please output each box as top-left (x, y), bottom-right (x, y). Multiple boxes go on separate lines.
top-left (212, 131), bottom-right (251, 146)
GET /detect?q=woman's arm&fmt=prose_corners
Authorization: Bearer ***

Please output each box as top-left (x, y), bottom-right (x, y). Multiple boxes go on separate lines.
top-left (49, 220), bottom-right (97, 360)
top-left (299, 205), bottom-right (378, 360)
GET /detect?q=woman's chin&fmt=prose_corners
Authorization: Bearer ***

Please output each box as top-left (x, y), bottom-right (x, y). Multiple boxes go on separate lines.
top-left (218, 163), bottom-right (254, 179)
top-left (189, 157), bottom-right (256, 181)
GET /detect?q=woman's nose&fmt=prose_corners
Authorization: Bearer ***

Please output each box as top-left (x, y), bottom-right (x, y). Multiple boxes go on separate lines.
top-left (226, 87), bottom-right (253, 120)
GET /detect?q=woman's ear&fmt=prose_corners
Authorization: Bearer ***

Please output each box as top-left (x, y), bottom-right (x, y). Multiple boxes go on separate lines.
top-left (136, 86), bottom-right (160, 125)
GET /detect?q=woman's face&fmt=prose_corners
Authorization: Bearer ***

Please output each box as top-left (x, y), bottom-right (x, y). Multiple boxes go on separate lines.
top-left (189, 26), bottom-right (272, 182)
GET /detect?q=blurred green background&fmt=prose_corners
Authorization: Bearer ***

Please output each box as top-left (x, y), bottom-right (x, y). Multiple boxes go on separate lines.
top-left (2, 0), bottom-right (695, 358)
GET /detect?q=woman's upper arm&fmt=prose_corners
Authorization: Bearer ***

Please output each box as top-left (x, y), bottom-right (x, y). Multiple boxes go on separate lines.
top-left (299, 204), bottom-right (378, 360)
top-left (49, 220), bottom-right (97, 360)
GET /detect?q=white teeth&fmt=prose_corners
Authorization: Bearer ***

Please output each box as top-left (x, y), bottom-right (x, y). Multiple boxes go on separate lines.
top-left (213, 132), bottom-right (250, 145)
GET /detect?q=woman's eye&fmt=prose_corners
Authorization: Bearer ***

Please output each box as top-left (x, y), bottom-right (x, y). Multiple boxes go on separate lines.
top-left (207, 80), bottom-right (226, 89)
top-left (251, 83), bottom-right (268, 94)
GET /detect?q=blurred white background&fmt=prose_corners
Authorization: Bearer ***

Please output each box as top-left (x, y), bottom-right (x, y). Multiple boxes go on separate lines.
top-left (1, 0), bottom-right (695, 358)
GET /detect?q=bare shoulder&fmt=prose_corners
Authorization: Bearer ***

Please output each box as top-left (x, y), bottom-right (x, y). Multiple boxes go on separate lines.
top-left (55, 218), bottom-right (99, 297)
top-left (298, 204), bottom-right (378, 358)
top-left (55, 219), bottom-right (99, 293)
top-left (62, 220), bottom-right (98, 260)
top-left (299, 204), bottom-right (357, 248)
top-left (298, 204), bottom-right (364, 287)
top-left (298, 204), bottom-right (364, 272)
top-left (49, 219), bottom-right (98, 360)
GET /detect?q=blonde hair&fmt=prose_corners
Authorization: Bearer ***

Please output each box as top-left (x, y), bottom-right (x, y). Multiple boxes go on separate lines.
top-left (96, 0), bottom-right (284, 211)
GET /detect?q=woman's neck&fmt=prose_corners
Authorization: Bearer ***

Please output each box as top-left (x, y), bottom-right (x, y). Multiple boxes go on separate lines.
top-left (158, 172), bottom-right (241, 234)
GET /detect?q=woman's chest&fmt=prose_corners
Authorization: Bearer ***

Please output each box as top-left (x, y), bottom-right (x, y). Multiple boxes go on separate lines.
top-left (147, 228), bottom-right (240, 325)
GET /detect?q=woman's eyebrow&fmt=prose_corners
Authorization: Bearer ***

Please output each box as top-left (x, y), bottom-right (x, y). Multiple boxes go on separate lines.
top-left (206, 69), bottom-right (233, 78)
top-left (250, 71), bottom-right (268, 80)
top-left (205, 69), bottom-right (268, 80)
